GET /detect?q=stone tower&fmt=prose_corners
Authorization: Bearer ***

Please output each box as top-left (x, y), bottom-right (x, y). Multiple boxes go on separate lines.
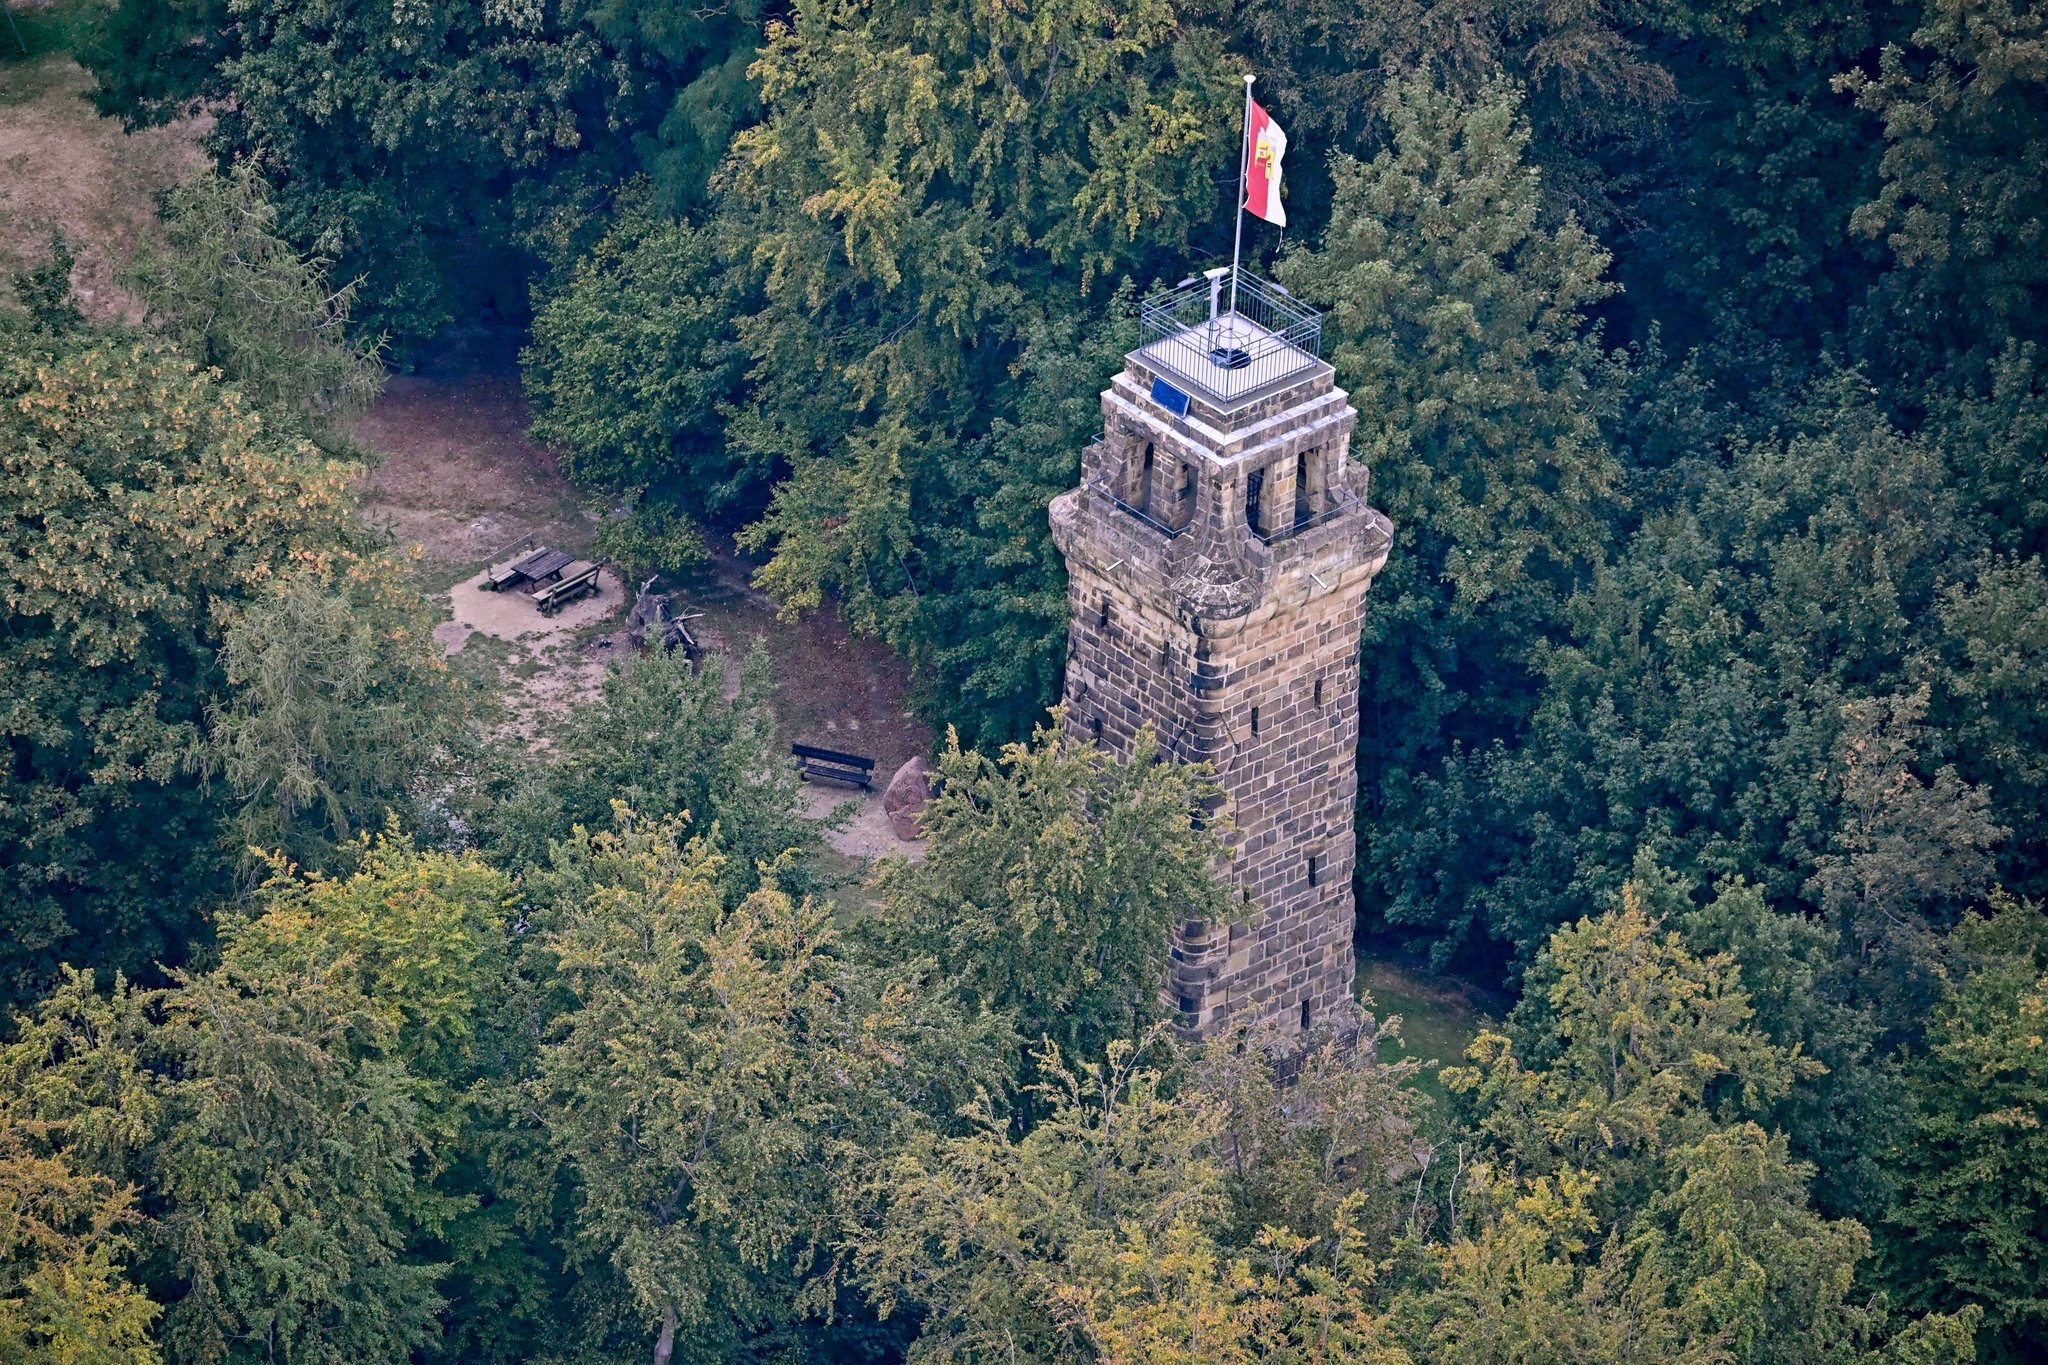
top-left (1048, 266), bottom-right (1393, 1038)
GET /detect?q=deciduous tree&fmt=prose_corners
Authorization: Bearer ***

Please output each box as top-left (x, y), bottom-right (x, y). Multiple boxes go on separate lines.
top-left (527, 814), bottom-right (1003, 1363)
top-left (204, 570), bottom-right (467, 876)
top-left (128, 164), bottom-right (385, 447)
top-left (522, 194), bottom-right (752, 524)
top-left (487, 645), bottom-right (817, 904)
top-left (1408, 887), bottom-right (1978, 1363)
top-left (869, 717), bottom-right (1231, 1067)
top-left (1281, 68), bottom-right (1626, 970)
top-left (0, 1120), bottom-right (159, 1365)
top-left (0, 320), bottom-right (362, 1009)
top-left (725, 0), bottom-right (1230, 646)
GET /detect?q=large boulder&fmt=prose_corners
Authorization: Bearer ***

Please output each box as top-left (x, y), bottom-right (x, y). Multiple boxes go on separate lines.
top-left (882, 755), bottom-right (934, 841)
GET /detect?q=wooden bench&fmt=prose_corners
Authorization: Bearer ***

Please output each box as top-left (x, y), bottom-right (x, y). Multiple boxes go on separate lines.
top-left (791, 743), bottom-right (876, 791)
top-left (534, 560), bottom-right (601, 615)
top-left (479, 536), bottom-right (536, 589)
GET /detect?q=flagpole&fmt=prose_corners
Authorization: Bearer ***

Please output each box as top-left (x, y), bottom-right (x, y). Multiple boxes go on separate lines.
top-left (1229, 72), bottom-right (1252, 319)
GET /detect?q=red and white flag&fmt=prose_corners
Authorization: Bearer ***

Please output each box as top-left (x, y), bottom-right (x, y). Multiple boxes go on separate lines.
top-left (1243, 98), bottom-right (1288, 227)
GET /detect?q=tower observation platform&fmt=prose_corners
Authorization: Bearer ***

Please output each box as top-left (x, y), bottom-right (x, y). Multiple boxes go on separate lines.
top-left (1049, 264), bottom-right (1393, 1040)
top-left (1134, 265), bottom-right (1326, 411)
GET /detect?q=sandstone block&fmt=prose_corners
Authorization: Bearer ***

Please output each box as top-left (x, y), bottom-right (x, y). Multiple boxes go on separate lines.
top-left (882, 756), bottom-right (934, 841)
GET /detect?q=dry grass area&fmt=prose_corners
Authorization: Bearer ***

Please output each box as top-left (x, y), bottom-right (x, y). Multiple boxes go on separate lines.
top-left (0, 54), bottom-right (209, 322)
top-left (354, 374), bottom-right (598, 586)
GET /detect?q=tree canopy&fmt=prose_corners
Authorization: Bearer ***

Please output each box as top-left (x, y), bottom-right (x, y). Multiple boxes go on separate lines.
top-left (14, 0), bottom-right (2048, 1355)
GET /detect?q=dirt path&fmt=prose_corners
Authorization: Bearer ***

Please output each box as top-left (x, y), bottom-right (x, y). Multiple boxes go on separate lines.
top-left (0, 56), bottom-right (209, 322)
top-left (350, 374), bottom-right (933, 860)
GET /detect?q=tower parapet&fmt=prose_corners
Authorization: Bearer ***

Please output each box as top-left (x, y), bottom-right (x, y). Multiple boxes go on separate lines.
top-left (1049, 265), bottom-right (1392, 1038)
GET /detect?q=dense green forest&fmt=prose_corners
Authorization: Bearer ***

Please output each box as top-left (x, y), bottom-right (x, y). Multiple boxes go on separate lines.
top-left (3, 0), bottom-right (2047, 1359)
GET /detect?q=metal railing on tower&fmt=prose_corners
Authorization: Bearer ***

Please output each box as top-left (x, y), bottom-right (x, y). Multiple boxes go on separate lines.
top-left (1135, 265), bottom-right (1323, 407)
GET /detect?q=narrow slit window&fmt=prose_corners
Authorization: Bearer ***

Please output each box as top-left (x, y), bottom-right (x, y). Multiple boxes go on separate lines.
top-left (1300, 998), bottom-right (1313, 1031)
top-left (1098, 597), bottom-right (1111, 628)
top-left (1314, 677), bottom-right (1324, 707)
top-left (1249, 704), bottom-right (1260, 737)
top-left (1089, 714), bottom-right (1103, 741)
top-left (1306, 853), bottom-right (1321, 888)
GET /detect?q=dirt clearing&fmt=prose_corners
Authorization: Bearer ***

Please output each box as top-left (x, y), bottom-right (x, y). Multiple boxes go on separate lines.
top-left (667, 545), bottom-right (931, 861)
top-left (354, 373), bottom-right (597, 586)
top-left (438, 567), bottom-right (627, 743)
top-left (350, 372), bottom-right (933, 861)
top-left (0, 45), bottom-right (935, 862)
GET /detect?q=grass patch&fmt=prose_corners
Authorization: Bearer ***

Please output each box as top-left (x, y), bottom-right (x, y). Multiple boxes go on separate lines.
top-left (414, 554), bottom-right (494, 596)
top-left (570, 611), bottom-right (624, 648)
top-left (1357, 954), bottom-right (1491, 1099)
top-left (445, 632), bottom-right (519, 690)
top-left (811, 845), bottom-right (877, 924)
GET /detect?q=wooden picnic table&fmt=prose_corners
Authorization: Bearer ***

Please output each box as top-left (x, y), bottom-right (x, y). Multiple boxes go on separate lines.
top-left (513, 548), bottom-right (574, 582)
top-left (483, 543), bottom-right (573, 592)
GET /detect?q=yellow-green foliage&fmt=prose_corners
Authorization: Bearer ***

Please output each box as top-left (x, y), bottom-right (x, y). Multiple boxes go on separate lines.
top-left (0, 1121), bottom-right (160, 1365)
top-left (870, 716), bottom-right (1231, 1068)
